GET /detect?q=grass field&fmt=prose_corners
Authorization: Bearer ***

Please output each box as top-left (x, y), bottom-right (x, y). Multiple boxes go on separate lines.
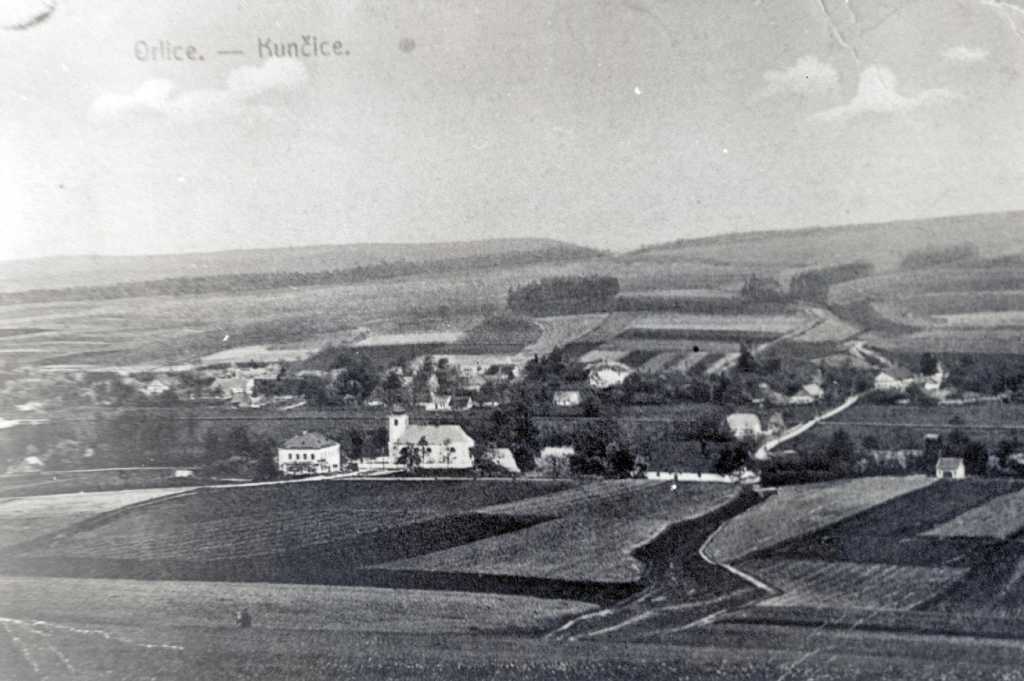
top-left (375, 482), bottom-right (738, 584)
top-left (21, 480), bottom-right (569, 564)
top-left (0, 488), bottom-right (191, 548)
top-left (924, 487), bottom-right (1024, 539)
top-left (745, 558), bottom-right (969, 610)
top-left (704, 477), bottom-right (933, 563)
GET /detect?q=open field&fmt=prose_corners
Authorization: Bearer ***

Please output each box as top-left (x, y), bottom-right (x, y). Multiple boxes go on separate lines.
top-left (746, 559), bottom-right (969, 610)
top-left (0, 468), bottom-right (203, 498)
top-left (0, 575), bottom-right (593, 638)
top-left (18, 480), bottom-right (569, 564)
top-left (521, 314), bottom-right (609, 356)
top-left (9, 576), bottom-right (1024, 681)
top-left (704, 477), bottom-right (933, 563)
top-left (759, 480), bottom-right (1023, 566)
top-left (375, 482), bottom-right (738, 584)
top-left (924, 488), bottom-right (1024, 539)
top-left (628, 313), bottom-right (806, 334)
top-left (0, 488), bottom-right (191, 548)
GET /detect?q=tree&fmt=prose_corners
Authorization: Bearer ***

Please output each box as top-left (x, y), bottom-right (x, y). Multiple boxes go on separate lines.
top-left (348, 429), bottom-right (365, 459)
top-left (396, 443), bottom-right (422, 471)
top-left (679, 412), bottom-right (731, 458)
top-left (920, 352), bottom-right (939, 376)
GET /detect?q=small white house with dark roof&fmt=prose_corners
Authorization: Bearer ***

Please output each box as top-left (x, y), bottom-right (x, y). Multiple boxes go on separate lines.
top-left (387, 407), bottom-right (475, 469)
top-left (277, 431), bottom-right (343, 476)
top-left (936, 457), bottom-right (966, 480)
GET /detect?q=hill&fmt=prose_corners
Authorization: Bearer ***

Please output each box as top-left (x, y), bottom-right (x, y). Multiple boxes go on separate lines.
top-left (0, 239), bottom-right (602, 293)
top-left (625, 210), bottom-right (1024, 274)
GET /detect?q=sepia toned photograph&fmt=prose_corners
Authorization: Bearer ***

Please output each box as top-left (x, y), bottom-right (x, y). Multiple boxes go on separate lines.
top-left (3, 1), bottom-right (1024, 679)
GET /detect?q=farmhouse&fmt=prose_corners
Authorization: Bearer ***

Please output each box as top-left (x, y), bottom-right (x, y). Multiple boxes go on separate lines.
top-left (788, 383), bottom-right (824, 405)
top-left (277, 431), bottom-right (344, 476)
top-left (484, 447), bottom-right (520, 474)
top-left (726, 413), bottom-right (762, 440)
top-left (537, 446), bottom-right (575, 476)
top-left (935, 457), bottom-right (966, 480)
top-left (552, 386), bottom-right (584, 407)
top-left (589, 361), bottom-right (633, 389)
top-left (874, 367), bottom-right (915, 392)
top-left (387, 407), bottom-right (475, 469)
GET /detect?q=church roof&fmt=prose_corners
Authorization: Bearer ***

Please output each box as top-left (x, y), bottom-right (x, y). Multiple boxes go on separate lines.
top-left (395, 424), bottom-right (474, 446)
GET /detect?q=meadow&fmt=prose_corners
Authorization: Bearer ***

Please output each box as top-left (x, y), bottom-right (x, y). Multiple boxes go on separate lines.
top-left (375, 482), bottom-right (738, 584)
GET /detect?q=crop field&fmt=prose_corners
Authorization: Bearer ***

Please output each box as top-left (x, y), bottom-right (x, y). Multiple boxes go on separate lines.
top-left (744, 559), bottom-right (969, 610)
top-left (866, 327), bottom-right (1024, 354)
top-left (638, 351), bottom-right (683, 373)
top-left (0, 488), bottom-right (190, 548)
top-left (829, 268), bottom-right (1024, 306)
top-left (939, 311), bottom-right (1024, 327)
top-left (522, 314), bottom-right (609, 356)
top-left (704, 477), bottom-right (933, 563)
top-left (924, 488), bottom-right (1024, 539)
top-left (0, 468), bottom-right (203, 498)
top-left (375, 482), bottom-right (738, 584)
top-left (7, 480), bottom-right (571, 579)
top-left (578, 348), bottom-right (631, 364)
top-left (0, 575), bottom-right (593, 639)
top-left (475, 479), bottom-right (663, 519)
top-left (628, 313), bottom-right (806, 334)
top-left (354, 330), bottom-right (468, 347)
top-left (760, 480), bottom-right (1024, 566)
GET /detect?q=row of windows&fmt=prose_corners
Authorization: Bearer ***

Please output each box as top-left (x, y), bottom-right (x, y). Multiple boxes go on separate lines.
top-left (284, 452), bottom-right (329, 461)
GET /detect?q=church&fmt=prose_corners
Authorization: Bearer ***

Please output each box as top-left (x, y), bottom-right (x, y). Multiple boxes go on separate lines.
top-left (387, 407), bottom-right (475, 469)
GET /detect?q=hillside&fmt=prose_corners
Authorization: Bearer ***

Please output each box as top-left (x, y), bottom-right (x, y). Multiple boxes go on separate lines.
top-left (0, 239), bottom-right (602, 293)
top-left (625, 210), bottom-right (1024, 274)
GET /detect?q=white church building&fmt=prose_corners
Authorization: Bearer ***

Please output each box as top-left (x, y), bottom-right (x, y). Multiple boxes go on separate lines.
top-left (387, 407), bottom-right (475, 469)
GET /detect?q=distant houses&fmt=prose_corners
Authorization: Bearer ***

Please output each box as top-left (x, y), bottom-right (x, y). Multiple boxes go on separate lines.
top-left (277, 431), bottom-right (344, 476)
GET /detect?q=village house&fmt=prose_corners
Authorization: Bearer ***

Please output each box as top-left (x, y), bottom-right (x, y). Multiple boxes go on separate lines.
top-left (935, 456), bottom-right (966, 480)
top-left (451, 395), bottom-right (474, 411)
top-left (277, 431), bottom-right (344, 476)
top-left (788, 383), bottom-right (824, 405)
top-left (537, 446), bottom-right (575, 477)
top-left (387, 407), bottom-right (475, 469)
top-left (483, 447), bottom-right (520, 474)
top-left (588, 361), bottom-right (633, 389)
top-left (726, 413), bottom-right (763, 440)
top-left (874, 367), bottom-right (915, 392)
top-left (552, 386), bottom-right (584, 407)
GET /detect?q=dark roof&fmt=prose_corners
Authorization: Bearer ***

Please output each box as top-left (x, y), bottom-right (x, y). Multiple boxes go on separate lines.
top-left (280, 431), bottom-right (338, 449)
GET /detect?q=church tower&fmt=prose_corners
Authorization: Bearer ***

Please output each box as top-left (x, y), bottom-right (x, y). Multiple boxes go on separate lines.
top-left (389, 406), bottom-right (409, 447)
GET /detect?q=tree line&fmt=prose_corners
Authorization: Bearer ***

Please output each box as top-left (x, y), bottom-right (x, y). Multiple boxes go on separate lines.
top-left (507, 275), bottom-right (620, 314)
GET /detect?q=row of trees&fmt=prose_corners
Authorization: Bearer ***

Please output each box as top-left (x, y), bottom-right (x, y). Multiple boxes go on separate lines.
top-left (788, 261), bottom-right (875, 304)
top-left (507, 276), bottom-right (620, 314)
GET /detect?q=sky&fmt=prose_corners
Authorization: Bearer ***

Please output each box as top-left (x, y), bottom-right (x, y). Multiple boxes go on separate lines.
top-left (2, 0), bottom-right (1024, 260)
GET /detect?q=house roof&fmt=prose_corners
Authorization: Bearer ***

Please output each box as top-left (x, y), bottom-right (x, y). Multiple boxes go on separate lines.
top-left (727, 413), bottom-right (762, 431)
top-left (280, 431), bottom-right (338, 450)
top-left (936, 457), bottom-right (964, 471)
top-left (878, 367), bottom-right (914, 381)
top-left (540, 446), bottom-right (575, 457)
top-left (396, 424), bottom-right (474, 446)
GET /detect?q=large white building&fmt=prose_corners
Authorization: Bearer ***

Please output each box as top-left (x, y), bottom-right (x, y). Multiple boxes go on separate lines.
top-left (387, 408), bottom-right (475, 469)
top-left (277, 431), bottom-right (343, 476)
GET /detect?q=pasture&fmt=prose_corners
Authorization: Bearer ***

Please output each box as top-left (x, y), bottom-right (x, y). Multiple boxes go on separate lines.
top-left (704, 477), bottom-right (932, 563)
top-left (0, 487), bottom-right (191, 548)
top-left (375, 482), bottom-right (738, 584)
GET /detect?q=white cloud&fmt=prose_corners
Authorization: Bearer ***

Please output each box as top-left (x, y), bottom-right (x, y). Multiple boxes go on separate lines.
top-left (90, 59), bottom-right (307, 123)
top-left (942, 45), bottom-right (990, 63)
top-left (810, 65), bottom-right (958, 123)
top-left (755, 55), bottom-right (839, 100)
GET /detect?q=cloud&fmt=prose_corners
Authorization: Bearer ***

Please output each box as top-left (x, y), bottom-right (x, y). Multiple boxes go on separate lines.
top-left (755, 56), bottom-right (839, 100)
top-left (90, 58), bottom-right (307, 123)
top-left (810, 65), bottom-right (958, 122)
top-left (942, 45), bottom-right (990, 62)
